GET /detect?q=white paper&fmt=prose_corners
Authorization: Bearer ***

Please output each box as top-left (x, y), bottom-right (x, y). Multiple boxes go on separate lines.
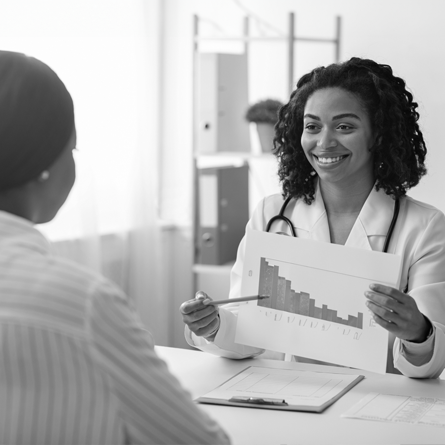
top-left (200, 366), bottom-right (362, 409)
top-left (342, 393), bottom-right (445, 428)
top-left (235, 230), bottom-right (402, 374)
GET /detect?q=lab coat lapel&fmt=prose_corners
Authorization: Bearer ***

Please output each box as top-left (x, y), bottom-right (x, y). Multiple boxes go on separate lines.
top-left (291, 181), bottom-right (331, 243)
top-left (345, 216), bottom-right (371, 250)
top-left (345, 187), bottom-right (395, 251)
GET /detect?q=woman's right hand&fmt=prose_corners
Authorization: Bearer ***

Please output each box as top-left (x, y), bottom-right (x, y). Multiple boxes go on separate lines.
top-left (179, 291), bottom-right (220, 340)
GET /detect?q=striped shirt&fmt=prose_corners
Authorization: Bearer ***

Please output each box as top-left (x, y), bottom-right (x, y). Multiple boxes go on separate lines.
top-left (0, 211), bottom-right (230, 445)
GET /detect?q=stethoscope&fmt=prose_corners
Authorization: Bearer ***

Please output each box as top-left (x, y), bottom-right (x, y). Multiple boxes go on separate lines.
top-left (266, 196), bottom-right (400, 253)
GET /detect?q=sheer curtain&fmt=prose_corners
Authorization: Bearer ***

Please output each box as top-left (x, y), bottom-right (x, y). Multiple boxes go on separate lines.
top-left (0, 0), bottom-right (166, 342)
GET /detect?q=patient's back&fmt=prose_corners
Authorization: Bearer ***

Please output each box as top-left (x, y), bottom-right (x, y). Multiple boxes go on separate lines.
top-left (0, 213), bottom-right (122, 444)
top-left (0, 323), bottom-right (122, 444)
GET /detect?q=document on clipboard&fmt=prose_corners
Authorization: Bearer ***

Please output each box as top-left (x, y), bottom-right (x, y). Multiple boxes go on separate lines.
top-left (196, 366), bottom-right (364, 413)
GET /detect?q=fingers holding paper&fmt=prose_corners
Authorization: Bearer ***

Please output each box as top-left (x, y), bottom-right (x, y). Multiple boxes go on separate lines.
top-left (365, 284), bottom-right (431, 343)
top-left (179, 291), bottom-right (221, 340)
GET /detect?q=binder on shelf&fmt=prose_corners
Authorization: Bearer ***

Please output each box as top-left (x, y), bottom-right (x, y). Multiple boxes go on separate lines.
top-left (198, 164), bottom-right (249, 265)
top-left (197, 53), bottom-right (250, 153)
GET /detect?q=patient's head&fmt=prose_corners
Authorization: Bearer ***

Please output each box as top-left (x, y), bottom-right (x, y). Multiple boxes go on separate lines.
top-left (0, 50), bottom-right (76, 223)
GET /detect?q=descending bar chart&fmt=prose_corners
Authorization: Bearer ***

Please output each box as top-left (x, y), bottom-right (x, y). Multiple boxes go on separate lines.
top-left (257, 258), bottom-right (363, 329)
top-left (236, 230), bottom-right (400, 373)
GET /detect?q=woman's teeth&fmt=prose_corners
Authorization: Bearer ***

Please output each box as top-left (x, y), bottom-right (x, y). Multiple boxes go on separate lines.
top-left (316, 155), bottom-right (345, 164)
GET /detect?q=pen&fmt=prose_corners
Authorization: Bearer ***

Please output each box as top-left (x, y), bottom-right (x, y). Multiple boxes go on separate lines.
top-left (229, 396), bottom-right (288, 406)
top-left (202, 295), bottom-right (269, 305)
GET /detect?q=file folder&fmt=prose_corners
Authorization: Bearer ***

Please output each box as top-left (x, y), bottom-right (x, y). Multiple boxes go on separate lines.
top-left (197, 164), bottom-right (249, 265)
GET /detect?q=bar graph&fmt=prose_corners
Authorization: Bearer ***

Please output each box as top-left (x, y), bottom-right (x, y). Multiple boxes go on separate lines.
top-left (257, 258), bottom-right (363, 329)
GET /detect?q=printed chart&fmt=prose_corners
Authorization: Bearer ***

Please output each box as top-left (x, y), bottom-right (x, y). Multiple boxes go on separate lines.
top-left (235, 230), bottom-right (402, 374)
top-left (227, 370), bottom-right (343, 398)
top-left (258, 258), bottom-right (364, 329)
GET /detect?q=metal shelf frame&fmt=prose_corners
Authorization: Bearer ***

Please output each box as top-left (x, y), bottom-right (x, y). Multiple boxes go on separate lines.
top-left (191, 12), bottom-right (342, 290)
top-left (193, 12), bottom-right (341, 97)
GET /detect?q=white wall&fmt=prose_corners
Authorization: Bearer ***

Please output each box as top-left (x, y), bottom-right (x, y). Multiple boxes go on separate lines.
top-left (161, 0), bottom-right (445, 222)
top-left (0, 0), bottom-right (160, 239)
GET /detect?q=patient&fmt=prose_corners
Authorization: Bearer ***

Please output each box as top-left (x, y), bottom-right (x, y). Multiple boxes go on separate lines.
top-left (0, 50), bottom-right (230, 445)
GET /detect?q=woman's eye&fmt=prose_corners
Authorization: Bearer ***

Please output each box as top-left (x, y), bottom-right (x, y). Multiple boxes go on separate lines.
top-left (337, 124), bottom-right (353, 131)
top-left (304, 124), bottom-right (319, 131)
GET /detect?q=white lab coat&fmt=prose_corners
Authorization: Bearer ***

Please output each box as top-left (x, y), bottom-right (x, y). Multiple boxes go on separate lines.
top-left (186, 184), bottom-right (445, 378)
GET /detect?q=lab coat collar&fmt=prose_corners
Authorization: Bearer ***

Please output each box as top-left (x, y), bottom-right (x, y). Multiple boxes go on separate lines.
top-left (354, 185), bottom-right (396, 237)
top-left (291, 181), bottom-right (396, 250)
top-left (291, 181), bottom-right (330, 243)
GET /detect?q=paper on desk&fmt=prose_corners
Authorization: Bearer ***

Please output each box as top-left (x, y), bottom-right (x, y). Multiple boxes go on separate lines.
top-left (235, 230), bottom-right (402, 374)
top-left (341, 393), bottom-right (445, 428)
top-left (197, 366), bottom-right (364, 412)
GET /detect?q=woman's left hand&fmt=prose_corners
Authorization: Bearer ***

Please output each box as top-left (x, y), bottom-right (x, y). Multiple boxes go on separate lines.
top-left (365, 284), bottom-right (431, 343)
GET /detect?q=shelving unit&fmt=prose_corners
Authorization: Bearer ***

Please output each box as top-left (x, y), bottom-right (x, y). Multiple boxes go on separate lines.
top-left (192, 12), bottom-right (342, 299)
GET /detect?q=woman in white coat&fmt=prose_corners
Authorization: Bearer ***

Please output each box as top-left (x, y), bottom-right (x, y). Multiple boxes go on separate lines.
top-left (181, 57), bottom-right (445, 378)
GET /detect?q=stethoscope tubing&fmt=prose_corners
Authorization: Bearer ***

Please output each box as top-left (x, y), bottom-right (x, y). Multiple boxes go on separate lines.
top-left (266, 196), bottom-right (400, 254)
top-left (265, 196), bottom-right (296, 237)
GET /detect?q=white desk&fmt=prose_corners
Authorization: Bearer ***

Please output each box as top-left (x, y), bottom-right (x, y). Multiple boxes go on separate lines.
top-left (155, 346), bottom-right (445, 445)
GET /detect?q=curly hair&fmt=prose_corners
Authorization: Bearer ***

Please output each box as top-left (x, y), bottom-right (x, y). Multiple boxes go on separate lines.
top-left (273, 57), bottom-right (427, 204)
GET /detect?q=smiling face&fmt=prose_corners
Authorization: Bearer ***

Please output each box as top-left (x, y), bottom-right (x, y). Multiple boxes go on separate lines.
top-left (301, 87), bottom-right (375, 191)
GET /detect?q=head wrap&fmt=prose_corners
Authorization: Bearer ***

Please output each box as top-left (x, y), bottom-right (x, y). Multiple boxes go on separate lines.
top-left (0, 50), bottom-right (74, 191)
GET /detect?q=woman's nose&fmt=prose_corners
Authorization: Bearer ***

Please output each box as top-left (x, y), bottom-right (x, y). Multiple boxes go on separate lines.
top-left (316, 130), bottom-right (337, 149)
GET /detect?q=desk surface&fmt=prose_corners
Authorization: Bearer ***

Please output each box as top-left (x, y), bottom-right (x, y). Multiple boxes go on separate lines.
top-left (155, 346), bottom-right (445, 445)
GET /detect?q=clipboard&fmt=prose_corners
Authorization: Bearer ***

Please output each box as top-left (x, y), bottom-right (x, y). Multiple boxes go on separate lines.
top-left (196, 366), bottom-right (364, 413)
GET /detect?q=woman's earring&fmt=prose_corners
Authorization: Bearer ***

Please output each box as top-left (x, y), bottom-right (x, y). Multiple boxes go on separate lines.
top-left (38, 170), bottom-right (50, 182)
